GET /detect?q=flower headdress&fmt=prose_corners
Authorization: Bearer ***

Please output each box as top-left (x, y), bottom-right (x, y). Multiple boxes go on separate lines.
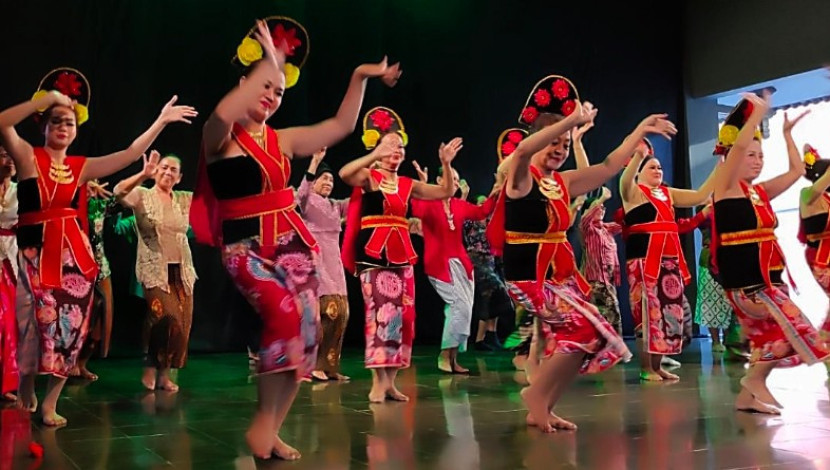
top-left (518, 75), bottom-right (580, 127)
top-left (714, 98), bottom-right (763, 156)
top-left (233, 16), bottom-right (309, 89)
top-left (361, 106), bottom-right (408, 150)
top-left (496, 127), bottom-right (528, 162)
top-left (31, 67), bottom-right (91, 125)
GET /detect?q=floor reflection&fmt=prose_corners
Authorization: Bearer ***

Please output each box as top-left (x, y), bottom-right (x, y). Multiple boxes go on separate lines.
top-left (3, 340), bottom-right (830, 469)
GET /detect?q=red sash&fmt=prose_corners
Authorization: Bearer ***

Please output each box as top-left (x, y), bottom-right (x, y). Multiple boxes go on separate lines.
top-left (18, 148), bottom-right (97, 288)
top-left (190, 124), bottom-right (316, 250)
top-left (804, 193), bottom-right (830, 267)
top-left (626, 185), bottom-right (691, 284)
top-left (341, 170), bottom-right (417, 275)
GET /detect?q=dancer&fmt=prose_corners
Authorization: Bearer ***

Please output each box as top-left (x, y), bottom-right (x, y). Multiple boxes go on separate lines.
top-left (297, 147), bottom-right (351, 382)
top-left (712, 93), bottom-right (826, 414)
top-left (115, 150), bottom-right (196, 392)
top-left (0, 145), bottom-right (18, 402)
top-left (799, 144), bottom-right (830, 364)
top-left (620, 137), bottom-right (717, 381)
top-left (0, 67), bottom-right (195, 426)
top-left (72, 179), bottom-right (117, 381)
top-left (191, 18), bottom-right (399, 460)
top-left (410, 161), bottom-right (498, 373)
top-left (340, 106), bottom-right (460, 402)
top-left (489, 75), bottom-right (675, 431)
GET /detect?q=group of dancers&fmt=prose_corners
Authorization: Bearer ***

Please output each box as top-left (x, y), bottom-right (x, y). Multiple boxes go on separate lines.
top-left (0, 14), bottom-right (829, 462)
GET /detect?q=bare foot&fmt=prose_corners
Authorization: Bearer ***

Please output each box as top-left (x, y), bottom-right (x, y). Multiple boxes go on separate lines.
top-left (452, 363), bottom-right (470, 374)
top-left (368, 388), bottom-right (386, 404)
top-left (42, 411), bottom-right (68, 427)
top-left (246, 423), bottom-right (274, 459)
top-left (735, 387), bottom-right (781, 415)
top-left (141, 369), bottom-right (156, 391)
top-left (521, 387), bottom-right (553, 433)
top-left (327, 373), bottom-right (350, 382)
top-left (548, 413), bottom-right (578, 431)
top-left (438, 357), bottom-right (453, 374)
top-left (386, 387), bottom-right (409, 402)
top-left (17, 393), bottom-right (37, 413)
top-left (272, 435), bottom-right (301, 461)
top-left (311, 370), bottom-right (329, 381)
top-left (157, 379), bottom-right (179, 393)
top-left (657, 368), bottom-right (680, 381)
top-left (740, 376), bottom-right (783, 408)
top-left (639, 370), bottom-right (663, 382)
top-left (78, 367), bottom-right (98, 381)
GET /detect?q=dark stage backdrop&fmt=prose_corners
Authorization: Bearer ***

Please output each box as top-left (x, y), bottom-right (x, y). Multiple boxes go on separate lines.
top-left (0, 0), bottom-right (686, 356)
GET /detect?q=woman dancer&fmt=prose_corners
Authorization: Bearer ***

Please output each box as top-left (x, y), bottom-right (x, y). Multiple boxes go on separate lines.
top-left (190, 18), bottom-right (399, 459)
top-left (116, 150), bottom-right (196, 392)
top-left (340, 106), bottom-right (459, 402)
top-left (0, 146), bottom-right (18, 402)
top-left (297, 147), bottom-right (351, 382)
top-left (489, 74), bottom-right (674, 431)
top-left (0, 67), bottom-right (195, 426)
top-left (712, 93), bottom-right (825, 413)
top-left (620, 139), bottom-right (717, 381)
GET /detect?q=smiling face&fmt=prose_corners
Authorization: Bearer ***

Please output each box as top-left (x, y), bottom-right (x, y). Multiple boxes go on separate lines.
top-left (154, 156), bottom-right (182, 191)
top-left (436, 168), bottom-right (460, 193)
top-left (638, 157), bottom-right (664, 187)
top-left (43, 105), bottom-right (78, 150)
top-left (0, 146), bottom-right (14, 180)
top-left (739, 140), bottom-right (764, 182)
top-left (312, 171), bottom-right (334, 197)
top-left (529, 113), bottom-right (571, 172)
top-left (379, 132), bottom-right (406, 170)
top-left (241, 62), bottom-right (286, 123)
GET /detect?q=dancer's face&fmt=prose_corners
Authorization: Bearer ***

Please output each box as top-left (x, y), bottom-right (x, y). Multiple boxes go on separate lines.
top-left (436, 168), bottom-right (460, 193)
top-left (379, 133), bottom-right (405, 171)
top-left (739, 140), bottom-right (764, 182)
top-left (312, 172), bottom-right (334, 197)
top-left (532, 130), bottom-right (571, 172)
top-left (44, 106), bottom-right (77, 150)
top-left (638, 158), bottom-right (664, 187)
top-left (154, 157), bottom-right (182, 191)
top-left (241, 64), bottom-right (285, 123)
top-left (0, 147), bottom-right (14, 179)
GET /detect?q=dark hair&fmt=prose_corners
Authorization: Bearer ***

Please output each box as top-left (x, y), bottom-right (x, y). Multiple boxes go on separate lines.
top-left (530, 112), bottom-right (565, 134)
top-left (637, 155), bottom-right (657, 173)
top-left (161, 154), bottom-right (182, 167)
top-left (806, 159), bottom-right (830, 183)
top-left (37, 105), bottom-right (76, 134)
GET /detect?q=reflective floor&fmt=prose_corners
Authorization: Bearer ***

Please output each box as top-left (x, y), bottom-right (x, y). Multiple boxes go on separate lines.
top-left (4, 339), bottom-right (830, 469)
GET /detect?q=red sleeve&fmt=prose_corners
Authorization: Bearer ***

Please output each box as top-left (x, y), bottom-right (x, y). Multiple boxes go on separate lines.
top-left (410, 198), bottom-right (425, 219)
top-left (462, 194), bottom-right (497, 222)
top-left (677, 210), bottom-right (707, 235)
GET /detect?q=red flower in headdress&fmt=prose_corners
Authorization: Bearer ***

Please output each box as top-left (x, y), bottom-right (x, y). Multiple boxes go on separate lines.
top-left (521, 106), bottom-right (539, 124)
top-left (552, 79), bottom-right (570, 100)
top-left (741, 101), bottom-right (754, 121)
top-left (507, 131), bottom-right (524, 144)
top-left (272, 23), bottom-right (302, 56)
top-left (561, 100), bottom-right (576, 116)
top-left (501, 141), bottom-right (517, 157)
top-left (533, 89), bottom-right (551, 107)
top-left (54, 71), bottom-right (82, 97)
top-left (370, 109), bottom-right (395, 132)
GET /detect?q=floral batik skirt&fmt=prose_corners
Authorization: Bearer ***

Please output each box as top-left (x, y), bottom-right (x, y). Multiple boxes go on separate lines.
top-left (0, 258), bottom-right (18, 394)
top-left (16, 248), bottom-right (95, 378)
top-left (143, 265), bottom-right (194, 370)
top-left (725, 283), bottom-right (829, 366)
top-left (359, 265), bottom-right (416, 369)
top-left (505, 276), bottom-right (631, 374)
top-left (627, 257), bottom-right (685, 355)
top-left (222, 233), bottom-right (320, 379)
top-left (807, 259), bottom-right (830, 344)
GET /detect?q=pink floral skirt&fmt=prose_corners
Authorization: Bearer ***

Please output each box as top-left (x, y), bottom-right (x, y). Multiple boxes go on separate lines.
top-left (627, 257), bottom-right (685, 355)
top-left (222, 233), bottom-right (320, 379)
top-left (506, 276), bottom-right (631, 374)
top-left (17, 248), bottom-right (95, 378)
top-left (359, 266), bottom-right (416, 369)
top-left (725, 283), bottom-right (829, 366)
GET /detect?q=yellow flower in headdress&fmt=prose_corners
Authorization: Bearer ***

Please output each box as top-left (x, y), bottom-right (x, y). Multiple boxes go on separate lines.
top-left (398, 130), bottom-right (409, 147)
top-left (805, 150), bottom-right (817, 166)
top-left (362, 129), bottom-right (380, 149)
top-left (74, 103), bottom-right (89, 125)
top-left (718, 124), bottom-right (739, 147)
top-left (284, 63), bottom-right (300, 88)
top-left (31, 90), bottom-right (50, 112)
top-left (237, 37), bottom-right (263, 66)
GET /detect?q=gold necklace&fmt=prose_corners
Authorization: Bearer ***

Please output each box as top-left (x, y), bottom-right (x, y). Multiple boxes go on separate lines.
top-left (249, 127), bottom-right (266, 149)
top-left (747, 186), bottom-right (764, 206)
top-left (649, 186), bottom-right (668, 201)
top-left (49, 160), bottom-right (74, 184)
top-left (443, 200), bottom-right (455, 230)
top-left (538, 176), bottom-right (563, 200)
top-left (379, 176), bottom-right (398, 194)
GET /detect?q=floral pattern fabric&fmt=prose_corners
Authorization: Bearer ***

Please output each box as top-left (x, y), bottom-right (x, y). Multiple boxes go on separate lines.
top-left (88, 195), bottom-right (117, 281)
top-left (627, 257), bottom-right (685, 355)
top-left (360, 266), bottom-right (415, 369)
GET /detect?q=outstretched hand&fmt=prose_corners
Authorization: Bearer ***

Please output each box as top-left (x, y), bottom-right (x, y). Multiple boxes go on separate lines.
top-left (572, 101), bottom-right (597, 140)
top-left (312, 147), bottom-right (327, 164)
top-left (158, 95), bottom-right (198, 125)
top-left (412, 161), bottom-right (428, 182)
top-left (356, 56), bottom-right (403, 87)
top-left (253, 19), bottom-right (287, 68)
top-left (638, 114), bottom-right (677, 139)
top-left (439, 137), bottom-right (463, 164)
top-left (783, 109), bottom-right (810, 133)
top-left (142, 150), bottom-right (160, 178)
top-left (87, 180), bottom-right (113, 199)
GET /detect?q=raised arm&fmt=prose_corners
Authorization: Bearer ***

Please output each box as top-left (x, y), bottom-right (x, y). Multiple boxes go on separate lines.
top-left (571, 104), bottom-right (596, 171)
top-left (620, 150), bottom-right (646, 203)
top-left (114, 151), bottom-right (158, 208)
top-left (564, 113), bottom-right (677, 198)
top-left (803, 161), bottom-right (830, 206)
top-left (0, 91), bottom-right (72, 177)
top-left (298, 148), bottom-right (326, 209)
top-left (506, 103), bottom-right (592, 199)
top-left (714, 93), bottom-right (770, 193)
top-left (339, 138), bottom-right (394, 190)
top-left (761, 110), bottom-right (811, 199)
top-left (411, 138), bottom-right (462, 200)
top-left (669, 163), bottom-right (720, 208)
top-left (81, 97), bottom-right (196, 182)
top-left (278, 60), bottom-right (402, 159)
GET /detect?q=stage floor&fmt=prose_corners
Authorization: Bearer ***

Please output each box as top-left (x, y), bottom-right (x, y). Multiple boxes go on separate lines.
top-left (4, 339), bottom-right (830, 470)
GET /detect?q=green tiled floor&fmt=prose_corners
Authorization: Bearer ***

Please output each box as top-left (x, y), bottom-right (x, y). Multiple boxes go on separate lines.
top-left (5, 340), bottom-right (830, 469)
